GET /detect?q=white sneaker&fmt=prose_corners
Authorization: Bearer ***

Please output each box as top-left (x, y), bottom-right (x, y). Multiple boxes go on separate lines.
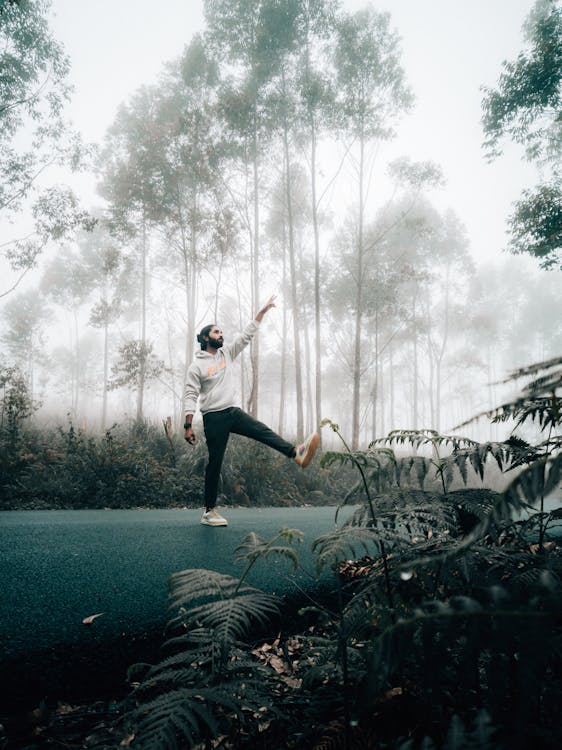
top-left (200, 508), bottom-right (228, 526)
top-left (295, 432), bottom-right (320, 468)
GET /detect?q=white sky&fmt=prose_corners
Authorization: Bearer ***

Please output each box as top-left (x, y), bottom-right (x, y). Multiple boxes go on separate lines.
top-left (48, 0), bottom-right (540, 265)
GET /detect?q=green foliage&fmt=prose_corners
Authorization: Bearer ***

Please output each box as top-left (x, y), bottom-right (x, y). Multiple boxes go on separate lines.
top-left (0, 0), bottom-right (93, 291)
top-left (107, 340), bottom-right (167, 392)
top-left (508, 182), bottom-right (562, 269)
top-left (0, 420), bottom-right (204, 508)
top-left (481, 0), bottom-right (561, 268)
top-left (125, 529), bottom-right (306, 748)
top-left (0, 365), bottom-right (38, 490)
top-left (124, 356), bottom-right (562, 749)
top-left (168, 569), bottom-right (279, 649)
top-left (481, 0), bottom-right (561, 163)
top-left (0, 420), bottom-right (351, 509)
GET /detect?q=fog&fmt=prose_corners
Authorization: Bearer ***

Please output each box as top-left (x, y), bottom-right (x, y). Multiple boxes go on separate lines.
top-left (1, 0), bottom-right (560, 449)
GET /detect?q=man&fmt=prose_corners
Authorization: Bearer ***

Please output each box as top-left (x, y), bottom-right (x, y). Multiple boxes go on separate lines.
top-left (184, 295), bottom-right (319, 526)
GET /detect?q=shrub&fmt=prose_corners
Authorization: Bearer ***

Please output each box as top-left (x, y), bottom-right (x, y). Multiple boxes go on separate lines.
top-left (124, 357), bottom-right (562, 749)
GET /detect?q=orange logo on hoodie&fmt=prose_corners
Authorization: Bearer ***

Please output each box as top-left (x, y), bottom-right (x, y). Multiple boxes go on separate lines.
top-left (207, 359), bottom-right (226, 377)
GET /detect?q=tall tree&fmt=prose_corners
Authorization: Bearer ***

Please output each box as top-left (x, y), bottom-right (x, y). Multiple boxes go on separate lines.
top-left (295, 0), bottom-right (339, 439)
top-left (0, 0), bottom-right (92, 298)
top-left (1, 289), bottom-right (48, 401)
top-left (150, 36), bottom-right (232, 425)
top-left (79, 219), bottom-right (124, 430)
top-left (421, 210), bottom-right (473, 431)
top-left (98, 87), bottom-right (164, 421)
top-left (334, 7), bottom-right (413, 447)
top-left (205, 0), bottom-right (284, 416)
top-left (41, 245), bottom-right (93, 417)
top-left (482, 0), bottom-right (561, 269)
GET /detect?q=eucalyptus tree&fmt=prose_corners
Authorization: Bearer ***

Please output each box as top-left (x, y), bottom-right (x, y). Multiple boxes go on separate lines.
top-left (294, 0), bottom-right (339, 438)
top-left (327, 206), bottom-right (415, 443)
top-left (77, 219), bottom-right (124, 429)
top-left (1, 288), bottom-right (49, 403)
top-left (420, 209), bottom-right (474, 431)
top-left (205, 0), bottom-right (288, 416)
top-left (482, 0), bottom-right (561, 269)
top-left (264, 2), bottom-right (307, 437)
top-left (149, 36), bottom-right (232, 424)
top-left (269, 0), bottom-right (340, 438)
top-left (333, 6), bottom-right (413, 448)
top-left (98, 86), bottom-right (166, 422)
top-left (265, 159), bottom-right (313, 435)
top-left (0, 0), bottom-right (92, 298)
top-left (40, 245), bottom-right (94, 417)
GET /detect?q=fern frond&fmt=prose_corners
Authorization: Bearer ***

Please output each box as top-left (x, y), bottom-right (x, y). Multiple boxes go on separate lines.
top-left (346, 490), bottom-right (459, 541)
top-left (456, 396), bottom-right (560, 432)
top-left (168, 569), bottom-right (279, 645)
top-left (500, 355), bottom-right (562, 391)
top-left (313, 527), bottom-right (383, 574)
top-left (448, 488), bottom-right (498, 521)
top-left (373, 429), bottom-right (478, 451)
top-left (321, 450), bottom-right (370, 470)
top-left (234, 528), bottom-right (303, 570)
top-left (502, 453), bottom-right (562, 512)
top-left (133, 686), bottom-right (241, 750)
top-left (394, 455), bottom-right (432, 488)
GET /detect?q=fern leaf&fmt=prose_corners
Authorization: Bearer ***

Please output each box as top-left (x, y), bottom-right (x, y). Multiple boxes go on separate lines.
top-left (133, 687), bottom-right (239, 750)
top-left (313, 527), bottom-right (382, 574)
top-left (444, 714), bottom-right (466, 750)
top-left (544, 453), bottom-right (562, 496)
top-left (168, 569), bottom-right (279, 645)
top-left (234, 529), bottom-right (302, 570)
top-left (502, 454), bottom-right (562, 512)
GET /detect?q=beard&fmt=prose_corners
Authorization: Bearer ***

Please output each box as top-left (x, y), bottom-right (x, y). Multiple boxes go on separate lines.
top-left (210, 338), bottom-right (223, 348)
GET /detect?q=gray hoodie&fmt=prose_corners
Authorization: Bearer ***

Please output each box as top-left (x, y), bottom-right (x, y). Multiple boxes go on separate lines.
top-left (184, 320), bottom-right (260, 416)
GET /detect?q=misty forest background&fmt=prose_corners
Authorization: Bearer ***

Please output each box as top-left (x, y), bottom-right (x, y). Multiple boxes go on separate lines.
top-left (0, 0), bottom-right (560, 508)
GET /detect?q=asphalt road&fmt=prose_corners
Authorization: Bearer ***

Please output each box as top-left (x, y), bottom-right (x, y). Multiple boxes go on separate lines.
top-left (0, 506), bottom-right (349, 709)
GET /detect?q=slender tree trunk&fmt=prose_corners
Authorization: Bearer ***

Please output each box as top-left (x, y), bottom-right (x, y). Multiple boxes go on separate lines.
top-left (352, 133), bottom-right (365, 449)
top-left (374, 307), bottom-right (380, 440)
top-left (233, 258), bottom-right (246, 410)
top-left (179, 209), bottom-right (197, 429)
top-left (102, 315), bottom-right (109, 431)
top-left (137, 215), bottom-right (148, 423)
top-left (247, 112), bottom-right (260, 417)
top-left (379, 357), bottom-right (385, 438)
top-left (278, 223), bottom-right (288, 435)
top-left (73, 305), bottom-right (79, 420)
top-left (435, 267), bottom-right (450, 433)
top-left (487, 344), bottom-right (495, 442)
top-left (371, 375), bottom-right (377, 443)
top-left (428, 322), bottom-right (436, 429)
top-left (310, 114), bottom-right (322, 441)
top-left (283, 117), bottom-right (304, 437)
top-left (303, 306), bottom-right (314, 435)
top-left (389, 340), bottom-right (395, 431)
top-left (412, 291), bottom-right (418, 429)
top-left (164, 305), bottom-right (178, 425)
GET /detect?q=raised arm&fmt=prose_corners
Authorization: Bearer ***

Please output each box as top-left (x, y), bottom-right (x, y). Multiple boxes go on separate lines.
top-left (228, 295), bottom-right (277, 360)
top-left (255, 294), bottom-right (276, 323)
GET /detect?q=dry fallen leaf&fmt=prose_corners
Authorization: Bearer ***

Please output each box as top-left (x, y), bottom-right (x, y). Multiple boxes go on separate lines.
top-left (82, 612), bottom-right (105, 625)
top-left (268, 655), bottom-right (286, 674)
top-left (120, 733), bottom-right (135, 747)
top-left (382, 687), bottom-right (403, 701)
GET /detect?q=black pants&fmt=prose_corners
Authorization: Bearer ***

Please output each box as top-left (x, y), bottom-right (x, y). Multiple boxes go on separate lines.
top-left (203, 407), bottom-right (295, 510)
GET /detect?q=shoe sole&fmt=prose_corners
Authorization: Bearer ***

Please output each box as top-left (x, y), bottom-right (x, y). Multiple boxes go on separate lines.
top-left (298, 433), bottom-right (320, 468)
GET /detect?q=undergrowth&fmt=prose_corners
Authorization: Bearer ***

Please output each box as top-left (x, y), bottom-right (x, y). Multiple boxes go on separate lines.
top-left (106, 356), bottom-right (562, 750)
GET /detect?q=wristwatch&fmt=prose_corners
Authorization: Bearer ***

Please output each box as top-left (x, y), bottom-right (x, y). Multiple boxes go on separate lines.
top-left (183, 422), bottom-right (192, 430)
